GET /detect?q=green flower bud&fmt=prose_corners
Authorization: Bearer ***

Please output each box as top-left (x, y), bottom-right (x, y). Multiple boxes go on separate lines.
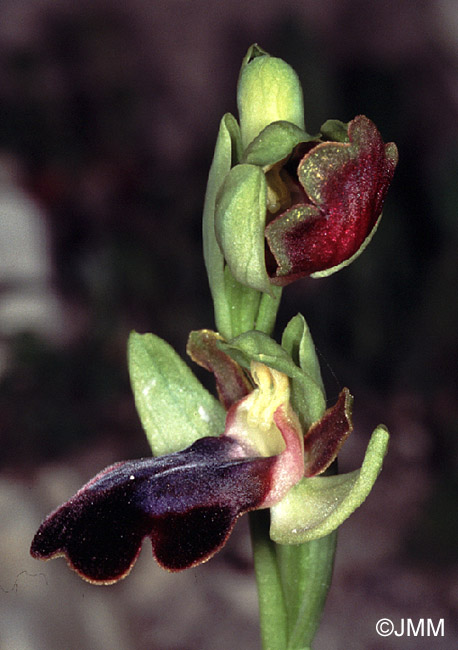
top-left (237, 44), bottom-right (305, 151)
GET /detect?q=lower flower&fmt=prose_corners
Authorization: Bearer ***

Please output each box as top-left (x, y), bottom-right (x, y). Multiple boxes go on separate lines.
top-left (30, 362), bottom-right (388, 584)
top-left (30, 363), bottom-right (303, 583)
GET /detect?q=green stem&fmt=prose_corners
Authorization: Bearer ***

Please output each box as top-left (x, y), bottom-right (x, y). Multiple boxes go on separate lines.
top-left (223, 266), bottom-right (261, 338)
top-left (222, 274), bottom-right (282, 340)
top-left (249, 510), bottom-right (288, 650)
top-left (255, 285), bottom-right (282, 336)
top-left (276, 533), bottom-right (337, 649)
top-left (251, 506), bottom-right (337, 650)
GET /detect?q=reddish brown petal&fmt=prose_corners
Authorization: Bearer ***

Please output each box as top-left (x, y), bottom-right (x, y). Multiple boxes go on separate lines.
top-left (303, 388), bottom-right (353, 477)
top-left (266, 115), bottom-right (398, 283)
top-left (187, 329), bottom-right (252, 409)
top-left (30, 437), bottom-right (275, 583)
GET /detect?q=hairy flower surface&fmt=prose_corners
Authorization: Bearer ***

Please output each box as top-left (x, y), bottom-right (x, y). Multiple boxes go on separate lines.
top-left (265, 115), bottom-right (399, 283)
top-left (31, 344), bottom-right (387, 584)
top-left (30, 364), bottom-right (304, 583)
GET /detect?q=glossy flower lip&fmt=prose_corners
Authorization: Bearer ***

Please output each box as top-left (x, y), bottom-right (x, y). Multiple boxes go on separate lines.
top-left (30, 437), bottom-right (277, 583)
top-left (265, 115), bottom-right (398, 284)
top-left (30, 363), bottom-right (304, 584)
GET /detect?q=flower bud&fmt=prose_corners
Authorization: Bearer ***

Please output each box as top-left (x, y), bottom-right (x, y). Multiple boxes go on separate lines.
top-left (237, 45), bottom-right (305, 150)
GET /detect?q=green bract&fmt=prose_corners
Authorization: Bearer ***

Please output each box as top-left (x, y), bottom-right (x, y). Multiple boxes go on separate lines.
top-left (202, 111), bottom-right (275, 338)
top-left (128, 332), bottom-right (225, 456)
top-left (202, 112), bottom-right (244, 339)
top-left (215, 163), bottom-right (271, 294)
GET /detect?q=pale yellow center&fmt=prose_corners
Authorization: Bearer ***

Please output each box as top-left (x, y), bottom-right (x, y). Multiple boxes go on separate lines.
top-left (234, 361), bottom-right (290, 457)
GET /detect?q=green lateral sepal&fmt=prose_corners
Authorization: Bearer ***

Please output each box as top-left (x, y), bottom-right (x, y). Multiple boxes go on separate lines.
top-left (270, 425), bottom-right (389, 543)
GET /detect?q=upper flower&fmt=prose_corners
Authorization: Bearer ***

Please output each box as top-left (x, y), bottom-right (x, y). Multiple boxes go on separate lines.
top-left (207, 46), bottom-right (398, 297)
top-left (265, 115), bottom-right (399, 283)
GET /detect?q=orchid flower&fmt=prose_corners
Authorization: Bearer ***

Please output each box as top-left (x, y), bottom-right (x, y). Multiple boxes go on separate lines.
top-left (264, 115), bottom-right (398, 283)
top-left (30, 361), bottom-right (302, 582)
top-left (31, 329), bottom-right (388, 584)
top-left (209, 45), bottom-right (398, 305)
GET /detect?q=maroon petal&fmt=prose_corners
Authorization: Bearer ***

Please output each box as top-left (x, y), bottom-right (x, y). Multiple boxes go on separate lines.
top-left (265, 115), bottom-right (398, 283)
top-left (303, 388), bottom-right (353, 477)
top-left (30, 436), bottom-right (275, 583)
top-left (187, 329), bottom-right (252, 409)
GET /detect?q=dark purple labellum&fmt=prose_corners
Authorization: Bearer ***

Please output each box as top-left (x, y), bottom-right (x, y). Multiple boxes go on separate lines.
top-left (30, 436), bottom-right (276, 583)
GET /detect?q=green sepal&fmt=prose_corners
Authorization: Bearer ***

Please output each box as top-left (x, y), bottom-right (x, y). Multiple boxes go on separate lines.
top-left (218, 330), bottom-right (326, 429)
top-left (243, 121), bottom-right (316, 167)
top-left (320, 118), bottom-right (349, 142)
top-left (202, 113), bottom-right (243, 339)
top-left (215, 163), bottom-right (271, 294)
top-left (270, 425), bottom-right (389, 544)
top-left (128, 332), bottom-right (225, 456)
top-left (281, 313), bottom-right (324, 395)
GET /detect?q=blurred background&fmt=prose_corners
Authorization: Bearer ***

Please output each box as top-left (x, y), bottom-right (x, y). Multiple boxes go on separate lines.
top-left (0, 0), bottom-right (457, 648)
